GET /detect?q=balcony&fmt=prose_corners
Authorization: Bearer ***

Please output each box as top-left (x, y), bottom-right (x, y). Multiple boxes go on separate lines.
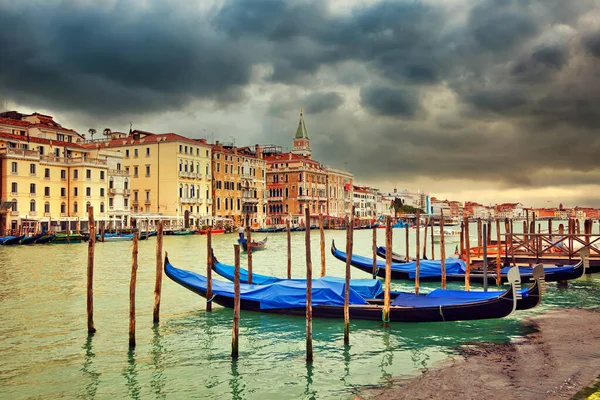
top-left (206, 199), bottom-right (213, 205)
top-left (144, 201), bottom-right (151, 206)
top-left (108, 188), bottom-right (117, 195)
top-left (108, 169), bottom-right (129, 176)
top-left (44, 176), bottom-right (50, 181)
top-left (60, 213), bottom-right (67, 217)
top-left (10, 211), bottom-right (18, 216)
top-left (44, 212), bottom-right (51, 217)
top-left (298, 195), bottom-right (312, 201)
top-left (123, 189), bottom-right (131, 196)
top-left (196, 173), bottom-right (203, 180)
top-left (243, 197), bottom-right (260, 203)
top-left (10, 192), bottom-right (17, 197)
top-left (29, 211), bottom-right (37, 216)
top-left (29, 173), bottom-right (36, 177)
top-left (205, 174), bottom-right (211, 180)
top-left (29, 192), bottom-right (37, 197)
top-left (1, 147), bottom-right (39, 159)
top-left (61, 196), bottom-right (67, 200)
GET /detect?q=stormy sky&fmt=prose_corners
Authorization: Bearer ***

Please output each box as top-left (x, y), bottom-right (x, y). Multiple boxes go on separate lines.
top-left (2, 0), bottom-right (600, 207)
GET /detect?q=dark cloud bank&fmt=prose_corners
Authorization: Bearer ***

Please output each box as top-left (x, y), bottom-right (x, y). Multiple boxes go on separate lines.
top-left (2, 0), bottom-right (600, 204)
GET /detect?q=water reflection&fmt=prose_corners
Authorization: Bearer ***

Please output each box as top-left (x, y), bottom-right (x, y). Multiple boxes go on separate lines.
top-left (229, 359), bottom-right (243, 400)
top-left (304, 361), bottom-right (316, 400)
top-left (80, 334), bottom-right (100, 400)
top-left (410, 347), bottom-right (431, 371)
top-left (150, 325), bottom-right (166, 400)
top-left (123, 349), bottom-right (141, 400)
top-left (379, 331), bottom-right (393, 385)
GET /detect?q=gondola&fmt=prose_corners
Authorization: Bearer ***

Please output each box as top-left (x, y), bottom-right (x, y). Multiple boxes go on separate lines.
top-left (20, 233), bottom-right (45, 245)
top-left (333, 241), bottom-right (585, 284)
top-left (101, 234), bottom-right (134, 242)
top-left (165, 255), bottom-right (521, 323)
top-left (1, 235), bottom-right (25, 245)
top-left (238, 236), bottom-right (267, 252)
top-left (173, 229), bottom-right (196, 236)
top-left (376, 246), bottom-right (416, 263)
top-left (211, 253), bottom-right (543, 311)
top-left (53, 233), bottom-right (84, 243)
top-left (34, 234), bottom-right (56, 244)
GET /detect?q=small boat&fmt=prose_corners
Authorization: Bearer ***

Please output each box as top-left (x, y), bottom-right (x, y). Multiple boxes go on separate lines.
top-left (34, 234), bottom-right (56, 244)
top-left (164, 256), bottom-right (521, 323)
top-left (53, 233), bottom-right (84, 243)
top-left (173, 229), bottom-right (196, 236)
top-left (251, 227), bottom-right (284, 233)
top-left (198, 228), bottom-right (225, 235)
top-left (335, 241), bottom-right (585, 284)
top-left (238, 237), bottom-right (267, 252)
top-left (20, 233), bottom-right (45, 245)
top-left (375, 246), bottom-right (416, 263)
top-left (210, 254), bottom-right (543, 311)
top-left (101, 234), bottom-right (134, 242)
top-left (1, 235), bottom-right (25, 245)
top-left (433, 229), bottom-right (461, 242)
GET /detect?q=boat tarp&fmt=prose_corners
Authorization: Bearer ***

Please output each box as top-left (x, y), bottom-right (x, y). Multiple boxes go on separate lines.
top-left (335, 247), bottom-right (466, 278)
top-left (426, 287), bottom-right (529, 299)
top-left (497, 265), bottom-right (574, 275)
top-left (167, 262), bottom-right (369, 309)
top-left (213, 261), bottom-right (383, 298)
top-left (391, 291), bottom-right (504, 307)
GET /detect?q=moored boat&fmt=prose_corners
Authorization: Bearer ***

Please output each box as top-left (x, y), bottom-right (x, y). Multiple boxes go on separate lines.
top-left (238, 237), bottom-right (267, 252)
top-left (0, 235), bottom-right (25, 245)
top-left (34, 234), bottom-right (56, 244)
top-left (53, 233), bottom-right (84, 243)
top-left (165, 256), bottom-right (521, 323)
top-left (20, 233), bottom-right (45, 245)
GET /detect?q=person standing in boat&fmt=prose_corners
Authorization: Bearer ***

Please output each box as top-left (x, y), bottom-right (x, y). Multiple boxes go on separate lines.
top-left (238, 225), bottom-right (245, 240)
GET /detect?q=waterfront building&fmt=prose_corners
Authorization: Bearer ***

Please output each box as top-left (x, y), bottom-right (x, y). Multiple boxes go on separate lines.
top-left (495, 203), bottom-right (524, 220)
top-left (101, 148), bottom-right (130, 228)
top-left (392, 189), bottom-right (429, 211)
top-left (93, 130), bottom-right (212, 229)
top-left (353, 185), bottom-right (379, 219)
top-left (263, 111), bottom-right (352, 226)
top-left (211, 142), bottom-right (266, 227)
top-left (430, 198), bottom-right (452, 218)
top-left (0, 112), bottom-right (108, 235)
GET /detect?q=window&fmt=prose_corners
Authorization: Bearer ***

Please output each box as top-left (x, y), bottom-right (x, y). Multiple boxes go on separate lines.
top-left (179, 161), bottom-right (183, 172)
top-left (116, 163), bottom-right (121, 171)
top-left (57, 133), bottom-right (65, 141)
top-left (61, 170), bottom-right (67, 180)
top-left (60, 188), bottom-right (66, 197)
top-left (145, 165), bottom-right (150, 176)
top-left (125, 149), bottom-right (130, 157)
top-left (61, 202), bottom-right (66, 214)
top-left (109, 198), bottom-right (113, 207)
top-left (134, 191), bottom-right (139, 202)
top-left (134, 149), bottom-right (138, 157)
top-left (100, 171), bottom-right (105, 180)
top-left (179, 145), bottom-right (182, 153)
top-left (184, 146), bottom-right (188, 154)
top-left (225, 165), bottom-right (228, 174)
top-left (73, 202), bottom-right (78, 213)
top-left (29, 199), bottom-right (36, 212)
top-left (74, 169), bottom-right (79, 179)
top-left (86, 201), bottom-right (91, 212)
top-left (145, 191), bottom-right (150, 202)
top-left (217, 198), bottom-right (220, 210)
top-left (74, 187), bottom-right (78, 197)
top-left (30, 183), bottom-right (36, 194)
top-left (55, 148), bottom-right (60, 157)
top-left (45, 202), bottom-right (50, 213)
top-left (44, 168), bottom-right (50, 178)
top-left (217, 163), bottom-right (220, 173)
top-left (123, 198), bottom-right (128, 207)
top-left (100, 202), bottom-right (105, 213)
top-left (30, 164), bottom-right (36, 175)
top-left (124, 179), bottom-right (129, 190)
top-left (11, 200), bottom-right (17, 212)
top-left (11, 182), bottom-right (17, 194)
top-left (86, 187), bottom-right (91, 197)
top-left (196, 148), bottom-right (199, 156)
top-left (134, 166), bottom-right (138, 177)
top-left (109, 178), bottom-right (114, 189)
top-left (100, 188), bottom-right (105, 197)
top-left (39, 146), bottom-right (44, 155)
top-left (146, 147), bottom-right (150, 156)
top-left (86, 169), bottom-right (91, 179)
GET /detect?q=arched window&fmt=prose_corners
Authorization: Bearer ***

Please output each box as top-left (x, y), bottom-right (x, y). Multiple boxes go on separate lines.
top-left (185, 184), bottom-right (189, 198)
top-left (285, 188), bottom-right (289, 198)
top-left (30, 199), bottom-right (36, 212)
top-left (179, 184), bottom-right (183, 198)
top-left (299, 187), bottom-right (303, 196)
top-left (206, 164), bottom-right (209, 174)
top-left (285, 204), bottom-right (289, 213)
top-left (197, 163), bottom-right (200, 174)
top-left (184, 161), bottom-right (188, 172)
top-left (109, 177), bottom-right (114, 189)
top-left (86, 201), bottom-right (91, 212)
top-left (197, 185), bottom-right (201, 198)
top-left (61, 202), bottom-right (66, 214)
top-left (190, 162), bottom-right (194, 173)
top-left (179, 160), bottom-right (183, 172)
top-left (73, 202), bottom-right (78, 213)
top-left (11, 199), bottom-right (17, 212)
top-left (124, 179), bottom-right (129, 190)
top-left (217, 198), bottom-right (221, 210)
top-left (44, 202), bottom-right (50, 213)
top-left (190, 185), bottom-right (195, 198)
top-left (100, 202), bottom-right (105, 213)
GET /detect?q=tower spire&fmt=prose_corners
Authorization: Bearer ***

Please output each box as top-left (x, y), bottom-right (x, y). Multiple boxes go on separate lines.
top-left (292, 109), bottom-right (311, 158)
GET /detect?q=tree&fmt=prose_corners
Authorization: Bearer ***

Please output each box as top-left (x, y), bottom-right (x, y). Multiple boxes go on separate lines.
top-left (88, 128), bottom-right (96, 141)
top-left (103, 128), bottom-right (112, 138)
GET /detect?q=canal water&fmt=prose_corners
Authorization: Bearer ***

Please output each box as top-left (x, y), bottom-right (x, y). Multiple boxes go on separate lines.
top-left (1, 224), bottom-right (599, 399)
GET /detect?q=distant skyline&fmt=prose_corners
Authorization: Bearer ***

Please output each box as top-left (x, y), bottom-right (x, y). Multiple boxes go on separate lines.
top-left (2, 0), bottom-right (600, 208)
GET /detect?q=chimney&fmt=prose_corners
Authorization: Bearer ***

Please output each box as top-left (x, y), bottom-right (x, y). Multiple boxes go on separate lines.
top-left (215, 140), bottom-right (220, 147)
top-left (288, 153), bottom-right (292, 160)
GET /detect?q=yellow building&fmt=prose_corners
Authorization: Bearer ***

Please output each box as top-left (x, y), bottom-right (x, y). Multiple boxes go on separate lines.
top-left (0, 112), bottom-right (109, 235)
top-left (211, 142), bottom-right (266, 227)
top-left (96, 130), bottom-right (212, 229)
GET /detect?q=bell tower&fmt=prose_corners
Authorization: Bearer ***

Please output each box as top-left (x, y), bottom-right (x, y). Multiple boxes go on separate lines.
top-left (291, 109), bottom-right (311, 158)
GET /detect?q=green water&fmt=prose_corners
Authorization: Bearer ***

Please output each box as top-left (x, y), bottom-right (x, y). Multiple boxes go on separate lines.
top-left (0, 225), bottom-right (599, 400)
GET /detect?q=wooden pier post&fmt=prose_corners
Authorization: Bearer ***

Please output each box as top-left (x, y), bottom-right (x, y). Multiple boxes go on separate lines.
top-left (287, 220), bottom-right (291, 279)
top-left (344, 213), bottom-right (354, 344)
top-left (246, 227), bottom-right (252, 285)
top-left (576, 219), bottom-right (580, 234)
top-left (504, 218), bottom-right (510, 266)
top-left (464, 217), bottom-right (471, 291)
top-left (496, 218), bottom-right (501, 286)
top-left (487, 220), bottom-right (492, 246)
top-left (206, 225), bottom-right (213, 312)
top-left (405, 222), bottom-right (410, 261)
top-left (153, 222), bottom-right (164, 324)
top-left (523, 221), bottom-right (528, 244)
top-left (430, 218), bottom-right (435, 260)
top-left (87, 206), bottom-right (96, 334)
top-left (232, 244), bottom-right (241, 359)
top-left (460, 221), bottom-right (464, 258)
top-left (440, 210), bottom-right (446, 289)
top-left (372, 225), bottom-right (377, 279)
top-left (477, 218), bottom-right (482, 257)
top-left (101, 221), bottom-right (105, 242)
top-left (305, 207), bottom-right (313, 362)
top-left (129, 232), bottom-right (139, 348)
top-left (422, 216), bottom-right (428, 260)
top-left (415, 211), bottom-right (421, 295)
top-left (67, 218), bottom-right (71, 244)
top-left (320, 214), bottom-right (326, 278)
top-left (383, 216), bottom-right (392, 327)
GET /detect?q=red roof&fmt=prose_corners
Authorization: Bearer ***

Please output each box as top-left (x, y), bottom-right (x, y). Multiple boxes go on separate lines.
top-left (0, 131), bottom-right (86, 149)
top-left (0, 117), bottom-right (31, 128)
top-left (265, 152), bottom-right (320, 165)
top-left (82, 130), bottom-right (211, 149)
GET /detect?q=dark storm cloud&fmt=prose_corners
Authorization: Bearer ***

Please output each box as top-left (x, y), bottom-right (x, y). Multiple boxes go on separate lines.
top-left (360, 87), bottom-right (420, 117)
top-left (0, 1), bottom-right (252, 115)
top-left (304, 92), bottom-right (344, 114)
top-left (582, 31), bottom-right (600, 57)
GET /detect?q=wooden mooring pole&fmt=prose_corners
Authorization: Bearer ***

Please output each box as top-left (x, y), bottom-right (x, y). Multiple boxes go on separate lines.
top-left (496, 219), bottom-right (501, 286)
top-left (305, 207), bottom-right (313, 362)
top-left (344, 210), bottom-right (354, 344)
top-left (87, 206), bottom-right (96, 334)
top-left (477, 218), bottom-right (482, 257)
top-left (464, 217), bottom-right (471, 291)
top-left (287, 220), bottom-right (291, 279)
top-left (415, 211), bottom-right (421, 295)
top-left (422, 216), bottom-right (428, 260)
top-left (246, 227), bottom-right (252, 285)
top-left (383, 216), bottom-right (392, 327)
top-left (206, 225), bottom-right (213, 312)
top-left (459, 221), bottom-right (464, 258)
top-left (372, 225), bottom-right (377, 279)
top-left (320, 214), bottom-right (326, 277)
top-left (153, 222), bottom-right (164, 324)
top-left (405, 222), bottom-right (410, 261)
top-left (129, 232), bottom-right (139, 348)
top-left (440, 210), bottom-right (446, 289)
top-left (487, 220), bottom-right (492, 246)
top-left (232, 244), bottom-right (241, 359)
top-left (430, 218), bottom-right (435, 260)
